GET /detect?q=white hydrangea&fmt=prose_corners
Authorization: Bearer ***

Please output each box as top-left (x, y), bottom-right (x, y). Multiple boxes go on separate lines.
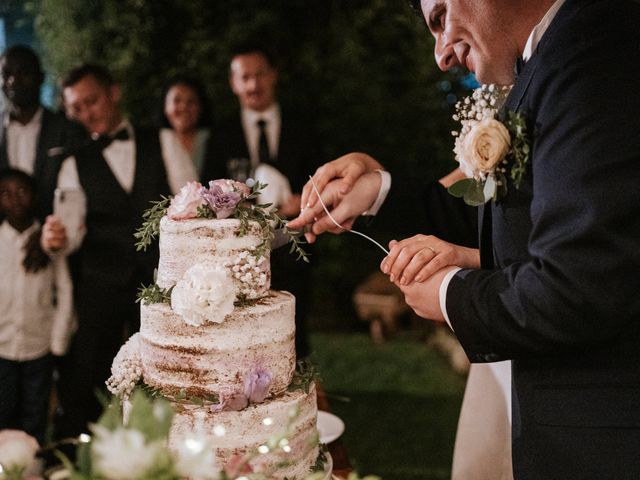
top-left (171, 263), bottom-right (237, 326)
top-left (106, 333), bottom-right (143, 399)
top-left (91, 426), bottom-right (162, 480)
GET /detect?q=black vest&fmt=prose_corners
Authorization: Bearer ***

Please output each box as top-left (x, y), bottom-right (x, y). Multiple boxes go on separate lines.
top-left (74, 126), bottom-right (169, 288)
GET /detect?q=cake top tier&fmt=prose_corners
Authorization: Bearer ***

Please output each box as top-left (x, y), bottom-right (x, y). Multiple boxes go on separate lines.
top-left (135, 179), bottom-right (308, 264)
top-left (135, 179), bottom-right (308, 306)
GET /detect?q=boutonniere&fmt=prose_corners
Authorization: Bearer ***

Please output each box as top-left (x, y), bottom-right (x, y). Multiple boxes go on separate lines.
top-left (448, 84), bottom-right (530, 206)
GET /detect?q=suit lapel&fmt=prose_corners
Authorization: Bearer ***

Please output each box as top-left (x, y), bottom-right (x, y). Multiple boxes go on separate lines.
top-left (479, 49), bottom-right (540, 268)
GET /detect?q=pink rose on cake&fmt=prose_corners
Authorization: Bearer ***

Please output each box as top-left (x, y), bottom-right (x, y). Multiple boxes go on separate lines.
top-left (167, 181), bottom-right (205, 220)
top-left (171, 263), bottom-right (237, 326)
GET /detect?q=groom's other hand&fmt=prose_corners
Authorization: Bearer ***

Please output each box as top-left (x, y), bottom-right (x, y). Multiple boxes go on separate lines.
top-left (394, 267), bottom-right (456, 322)
top-left (299, 152), bottom-right (383, 212)
top-left (381, 235), bottom-right (480, 285)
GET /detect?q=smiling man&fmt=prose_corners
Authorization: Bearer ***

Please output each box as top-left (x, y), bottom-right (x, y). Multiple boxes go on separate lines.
top-left (42, 64), bottom-right (172, 439)
top-left (289, 0), bottom-right (640, 478)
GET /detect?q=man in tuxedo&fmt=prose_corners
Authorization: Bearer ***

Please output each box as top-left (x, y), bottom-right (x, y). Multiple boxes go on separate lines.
top-left (42, 64), bottom-right (171, 437)
top-left (289, 0), bottom-right (640, 478)
top-left (204, 44), bottom-right (320, 357)
top-left (1, 45), bottom-right (82, 271)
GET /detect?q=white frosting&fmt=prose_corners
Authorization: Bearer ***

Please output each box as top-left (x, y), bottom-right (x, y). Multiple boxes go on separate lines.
top-left (139, 291), bottom-right (296, 396)
top-left (135, 215), bottom-right (319, 479)
top-left (156, 217), bottom-right (270, 299)
top-left (167, 386), bottom-right (319, 480)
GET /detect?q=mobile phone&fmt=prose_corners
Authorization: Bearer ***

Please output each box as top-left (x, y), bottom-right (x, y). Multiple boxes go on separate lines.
top-left (53, 188), bottom-right (84, 235)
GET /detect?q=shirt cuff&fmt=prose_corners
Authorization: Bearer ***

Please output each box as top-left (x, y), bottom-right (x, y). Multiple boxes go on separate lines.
top-left (439, 267), bottom-right (462, 331)
top-left (362, 170), bottom-right (391, 216)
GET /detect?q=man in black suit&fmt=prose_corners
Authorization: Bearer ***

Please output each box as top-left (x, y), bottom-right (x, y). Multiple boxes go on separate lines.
top-left (290, 0), bottom-right (640, 478)
top-left (1, 45), bottom-right (82, 271)
top-left (203, 44), bottom-right (320, 357)
top-left (42, 64), bottom-right (171, 437)
top-left (0, 45), bottom-right (81, 219)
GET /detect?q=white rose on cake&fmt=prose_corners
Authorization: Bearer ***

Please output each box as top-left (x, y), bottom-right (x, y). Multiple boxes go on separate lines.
top-left (171, 263), bottom-right (237, 326)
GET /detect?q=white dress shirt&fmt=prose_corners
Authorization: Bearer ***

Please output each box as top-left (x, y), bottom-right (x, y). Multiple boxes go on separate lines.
top-left (159, 128), bottom-right (200, 194)
top-left (5, 107), bottom-right (43, 175)
top-left (0, 221), bottom-right (74, 360)
top-left (55, 119), bottom-right (195, 252)
top-left (241, 104), bottom-right (281, 168)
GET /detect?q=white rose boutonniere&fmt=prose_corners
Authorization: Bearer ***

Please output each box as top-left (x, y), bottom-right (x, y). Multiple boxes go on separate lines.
top-left (171, 263), bottom-right (237, 326)
top-left (449, 84), bottom-right (530, 205)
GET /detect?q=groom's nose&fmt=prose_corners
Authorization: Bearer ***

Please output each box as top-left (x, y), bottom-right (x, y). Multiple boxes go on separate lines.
top-left (434, 34), bottom-right (458, 71)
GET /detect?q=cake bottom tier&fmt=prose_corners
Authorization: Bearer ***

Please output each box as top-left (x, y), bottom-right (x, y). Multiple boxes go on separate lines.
top-left (167, 384), bottom-right (319, 480)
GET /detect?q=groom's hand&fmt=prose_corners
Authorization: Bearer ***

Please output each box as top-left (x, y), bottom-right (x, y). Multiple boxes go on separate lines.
top-left (288, 172), bottom-right (382, 243)
top-left (299, 152), bottom-right (383, 212)
top-left (393, 267), bottom-right (457, 322)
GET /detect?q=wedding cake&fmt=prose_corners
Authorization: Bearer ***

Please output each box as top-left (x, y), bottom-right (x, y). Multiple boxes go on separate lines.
top-left (108, 180), bottom-right (319, 479)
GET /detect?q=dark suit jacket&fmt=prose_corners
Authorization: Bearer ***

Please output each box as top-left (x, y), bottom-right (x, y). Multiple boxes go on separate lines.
top-left (0, 107), bottom-right (83, 220)
top-left (202, 107), bottom-right (320, 193)
top-left (446, 1), bottom-right (640, 477)
top-left (202, 107), bottom-right (321, 356)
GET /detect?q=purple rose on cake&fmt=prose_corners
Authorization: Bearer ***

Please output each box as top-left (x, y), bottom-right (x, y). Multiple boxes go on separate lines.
top-left (244, 366), bottom-right (273, 404)
top-left (211, 366), bottom-right (273, 412)
top-left (200, 179), bottom-right (251, 220)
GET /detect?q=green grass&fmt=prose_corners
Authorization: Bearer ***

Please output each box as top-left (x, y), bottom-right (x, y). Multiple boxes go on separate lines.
top-left (311, 332), bottom-right (466, 480)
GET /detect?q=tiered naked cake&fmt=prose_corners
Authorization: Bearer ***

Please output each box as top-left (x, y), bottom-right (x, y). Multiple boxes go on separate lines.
top-left (109, 180), bottom-right (319, 479)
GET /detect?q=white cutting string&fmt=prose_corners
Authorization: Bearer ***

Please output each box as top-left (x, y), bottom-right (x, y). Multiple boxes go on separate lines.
top-left (309, 176), bottom-right (389, 255)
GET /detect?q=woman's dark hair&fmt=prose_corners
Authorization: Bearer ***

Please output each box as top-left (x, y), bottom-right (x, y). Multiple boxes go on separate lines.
top-left (158, 75), bottom-right (212, 129)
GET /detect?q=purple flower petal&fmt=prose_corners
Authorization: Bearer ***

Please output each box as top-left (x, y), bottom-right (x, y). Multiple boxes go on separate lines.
top-left (244, 367), bottom-right (272, 404)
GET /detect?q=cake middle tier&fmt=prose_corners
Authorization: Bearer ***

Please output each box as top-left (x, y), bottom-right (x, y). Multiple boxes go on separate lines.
top-left (139, 291), bottom-right (296, 397)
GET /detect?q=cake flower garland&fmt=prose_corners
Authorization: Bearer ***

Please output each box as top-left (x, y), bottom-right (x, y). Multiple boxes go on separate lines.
top-left (448, 84), bottom-right (530, 206)
top-left (45, 391), bottom-right (381, 480)
top-left (134, 179), bottom-right (308, 262)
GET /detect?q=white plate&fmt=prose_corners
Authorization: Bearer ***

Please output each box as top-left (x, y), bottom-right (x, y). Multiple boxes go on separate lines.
top-left (317, 411), bottom-right (345, 444)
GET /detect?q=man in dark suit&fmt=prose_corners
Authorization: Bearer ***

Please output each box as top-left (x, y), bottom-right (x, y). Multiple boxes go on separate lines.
top-left (42, 64), bottom-right (171, 437)
top-left (1, 45), bottom-right (82, 271)
top-left (290, 0), bottom-right (640, 478)
top-left (0, 45), bottom-right (82, 219)
top-left (203, 44), bottom-right (320, 357)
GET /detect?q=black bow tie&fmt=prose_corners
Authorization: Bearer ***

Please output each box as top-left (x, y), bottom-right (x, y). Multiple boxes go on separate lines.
top-left (94, 128), bottom-right (130, 149)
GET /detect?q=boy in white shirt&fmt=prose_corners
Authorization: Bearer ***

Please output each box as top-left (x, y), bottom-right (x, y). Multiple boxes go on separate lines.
top-left (0, 168), bottom-right (74, 445)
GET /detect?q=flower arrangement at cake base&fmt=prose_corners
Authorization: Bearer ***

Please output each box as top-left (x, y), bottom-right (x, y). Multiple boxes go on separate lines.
top-left (49, 391), bottom-right (337, 480)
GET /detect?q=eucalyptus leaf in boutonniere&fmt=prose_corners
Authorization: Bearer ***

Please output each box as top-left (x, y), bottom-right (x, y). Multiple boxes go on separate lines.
top-left (448, 84), bottom-right (530, 206)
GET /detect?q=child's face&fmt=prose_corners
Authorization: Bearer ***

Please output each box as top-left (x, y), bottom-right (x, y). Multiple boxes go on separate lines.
top-left (0, 178), bottom-right (34, 223)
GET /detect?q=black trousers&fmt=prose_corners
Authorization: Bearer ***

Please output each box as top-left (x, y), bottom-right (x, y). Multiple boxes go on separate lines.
top-left (0, 353), bottom-right (53, 445)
